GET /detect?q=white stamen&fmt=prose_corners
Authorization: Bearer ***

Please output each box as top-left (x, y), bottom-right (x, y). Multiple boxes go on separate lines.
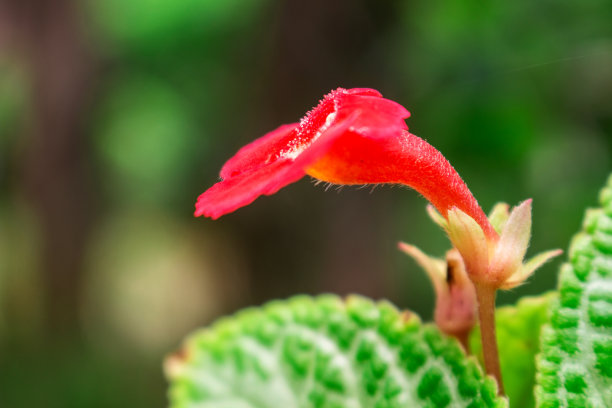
top-left (281, 112), bottom-right (337, 160)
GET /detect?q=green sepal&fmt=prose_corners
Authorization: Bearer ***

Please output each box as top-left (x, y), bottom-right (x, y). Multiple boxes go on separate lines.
top-left (166, 294), bottom-right (507, 407)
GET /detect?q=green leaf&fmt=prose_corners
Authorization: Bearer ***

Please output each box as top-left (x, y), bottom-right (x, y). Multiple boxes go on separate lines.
top-left (470, 293), bottom-right (555, 408)
top-left (166, 295), bottom-right (507, 408)
top-left (536, 174), bottom-right (612, 408)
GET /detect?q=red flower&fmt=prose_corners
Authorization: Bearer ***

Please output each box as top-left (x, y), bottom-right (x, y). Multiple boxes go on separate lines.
top-left (195, 87), bottom-right (495, 239)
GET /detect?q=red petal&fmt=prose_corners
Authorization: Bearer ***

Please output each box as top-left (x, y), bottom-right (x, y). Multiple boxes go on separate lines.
top-left (216, 88), bottom-right (404, 183)
top-left (195, 158), bottom-right (303, 219)
top-left (344, 88), bottom-right (382, 97)
top-left (334, 92), bottom-right (410, 136)
top-left (195, 116), bottom-right (358, 219)
top-left (220, 123), bottom-right (299, 180)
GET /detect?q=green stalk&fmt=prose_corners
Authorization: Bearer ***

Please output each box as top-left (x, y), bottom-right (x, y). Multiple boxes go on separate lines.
top-left (474, 283), bottom-right (505, 396)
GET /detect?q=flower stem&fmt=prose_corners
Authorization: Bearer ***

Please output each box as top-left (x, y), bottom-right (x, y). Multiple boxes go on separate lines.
top-left (455, 330), bottom-right (471, 354)
top-left (474, 283), bottom-right (504, 395)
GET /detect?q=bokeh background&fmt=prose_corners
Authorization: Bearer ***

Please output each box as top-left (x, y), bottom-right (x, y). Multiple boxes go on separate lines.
top-left (0, 0), bottom-right (611, 406)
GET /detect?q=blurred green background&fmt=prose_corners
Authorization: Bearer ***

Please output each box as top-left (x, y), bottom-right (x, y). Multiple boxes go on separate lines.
top-left (0, 0), bottom-right (611, 406)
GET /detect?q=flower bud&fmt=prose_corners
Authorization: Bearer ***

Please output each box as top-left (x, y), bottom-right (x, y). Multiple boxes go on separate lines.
top-left (399, 243), bottom-right (476, 349)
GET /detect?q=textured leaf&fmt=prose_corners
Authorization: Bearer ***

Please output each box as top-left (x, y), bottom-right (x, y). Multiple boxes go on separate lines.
top-left (166, 294), bottom-right (507, 408)
top-left (470, 293), bottom-right (555, 408)
top-left (536, 175), bottom-right (612, 408)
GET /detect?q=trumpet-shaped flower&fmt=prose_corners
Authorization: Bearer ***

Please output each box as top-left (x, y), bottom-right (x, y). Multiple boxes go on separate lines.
top-left (196, 87), bottom-right (558, 291)
top-left (195, 87), bottom-right (494, 238)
